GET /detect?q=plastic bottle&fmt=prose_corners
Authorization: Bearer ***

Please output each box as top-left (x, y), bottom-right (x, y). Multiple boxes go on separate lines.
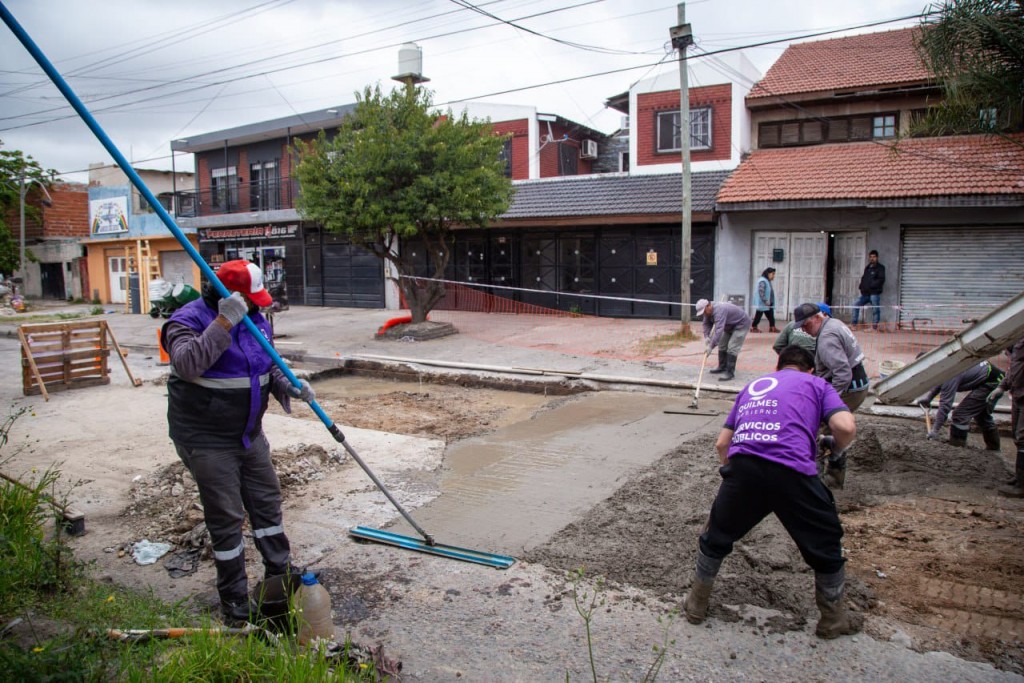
top-left (295, 572), bottom-right (334, 645)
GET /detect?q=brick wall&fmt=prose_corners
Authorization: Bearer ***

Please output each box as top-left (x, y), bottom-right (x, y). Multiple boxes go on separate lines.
top-left (636, 84), bottom-right (732, 167)
top-left (42, 183), bottom-right (89, 238)
top-left (492, 119), bottom-right (530, 180)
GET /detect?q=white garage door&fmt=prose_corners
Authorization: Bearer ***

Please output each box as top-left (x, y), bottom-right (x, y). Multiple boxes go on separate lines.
top-left (900, 225), bottom-right (1024, 325)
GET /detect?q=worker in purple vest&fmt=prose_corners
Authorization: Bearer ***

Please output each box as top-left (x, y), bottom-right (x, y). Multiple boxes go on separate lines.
top-left (683, 345), bottom-right (862, 639)
top-left (161, 259), bottom-right (314, 626)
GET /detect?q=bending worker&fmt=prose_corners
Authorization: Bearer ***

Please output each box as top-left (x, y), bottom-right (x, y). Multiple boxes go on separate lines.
top-left (696, 298), bottom-right (751, 382)
top-left (792, 303), bottom-right (870, 412)
top-left (773, 302), bottom-right (829, 356)
top-left (683, 345), bottom-right (861, 639)
top-left (162, 259), bottom-right (315, 625)
top-left (987, 337), bottom-right (1024, 498)
top-left (919, 358), bottom-right (1004, 448)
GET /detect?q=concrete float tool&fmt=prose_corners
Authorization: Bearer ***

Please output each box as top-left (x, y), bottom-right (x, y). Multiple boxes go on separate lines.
top-left (1, 5), bottom-right (513, 570)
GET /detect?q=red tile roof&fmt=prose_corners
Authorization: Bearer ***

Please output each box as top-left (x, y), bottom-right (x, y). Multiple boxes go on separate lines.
top-left (717, 134), bottom-right (1024, 204)
top-left (748, 28), bottom-right (932, 100)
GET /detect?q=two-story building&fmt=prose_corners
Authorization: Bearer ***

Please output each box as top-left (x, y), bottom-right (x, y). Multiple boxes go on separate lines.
top-left (11, 181), bottom-right (89, 300)
top-left (715, 28), bottom-right (1024, 325)
top-left (84, 164), bottom-right (197, 311)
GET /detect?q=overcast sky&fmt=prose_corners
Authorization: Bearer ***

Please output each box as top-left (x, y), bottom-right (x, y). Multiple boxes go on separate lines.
top-left (0, 0), bottom-right (929, 182)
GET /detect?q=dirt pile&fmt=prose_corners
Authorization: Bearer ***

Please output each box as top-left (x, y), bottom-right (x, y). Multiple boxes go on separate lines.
top-left (526, 415), bottom-right (1024, 674)
top-left (121, 442), bottom-right (346, 547)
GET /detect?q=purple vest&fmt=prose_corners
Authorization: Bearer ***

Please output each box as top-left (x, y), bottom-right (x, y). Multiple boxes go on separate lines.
top-left (166, 299), bottom-right (274, 448)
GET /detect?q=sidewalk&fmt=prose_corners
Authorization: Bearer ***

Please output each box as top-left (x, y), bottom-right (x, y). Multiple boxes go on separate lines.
top-left (0, 299), bottom-right (958, 404)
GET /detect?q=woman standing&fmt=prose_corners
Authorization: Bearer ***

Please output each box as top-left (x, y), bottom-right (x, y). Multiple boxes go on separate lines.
top-left (751, 267), bottom-right (778, 333)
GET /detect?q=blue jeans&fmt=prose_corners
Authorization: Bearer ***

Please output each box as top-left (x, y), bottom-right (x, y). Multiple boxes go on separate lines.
top-left (852, 294), bottom-right (880, 326)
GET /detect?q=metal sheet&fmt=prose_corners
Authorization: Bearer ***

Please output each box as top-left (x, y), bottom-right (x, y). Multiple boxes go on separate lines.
top-left (899, 226), bottom-right (1024, 325)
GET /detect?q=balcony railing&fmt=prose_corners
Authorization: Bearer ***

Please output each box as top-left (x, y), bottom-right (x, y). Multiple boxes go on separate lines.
top-left (172, 177), bottom-right (301, 218)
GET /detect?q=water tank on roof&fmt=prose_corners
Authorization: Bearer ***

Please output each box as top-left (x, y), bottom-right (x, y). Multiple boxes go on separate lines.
top-left (398, 43), bottom-right (423, 78)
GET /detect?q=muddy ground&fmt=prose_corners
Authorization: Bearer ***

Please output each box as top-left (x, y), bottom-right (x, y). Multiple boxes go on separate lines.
top-left (113, 376), bottom-right (1024, 676)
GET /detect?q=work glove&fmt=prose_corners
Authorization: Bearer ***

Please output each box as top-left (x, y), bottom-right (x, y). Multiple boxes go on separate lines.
top-left (917, 400), bottom-right (930, 410)
top-left (705, 340), bottom-right (714, 355)
top-left (818, 436), bottom-right (848, 490)
top-left (926, 431), bottom-right (939, 441)
top-left (986, 389), bottom-right (1005, 414)
top-left (286, 379), bottom-right (315, 403)
top-left (218, 292), bottom-right (249, 327)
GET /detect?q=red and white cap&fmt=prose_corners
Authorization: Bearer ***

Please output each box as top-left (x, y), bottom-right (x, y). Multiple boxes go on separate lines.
top-left (217, 259), bottom-right (273, 307)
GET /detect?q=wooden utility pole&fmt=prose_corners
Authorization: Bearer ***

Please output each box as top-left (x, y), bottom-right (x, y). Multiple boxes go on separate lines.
top-left (670, 4), bottom-right (693, 328)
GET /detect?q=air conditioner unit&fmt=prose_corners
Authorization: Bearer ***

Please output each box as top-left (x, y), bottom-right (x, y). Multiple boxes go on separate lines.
top-left (580, 139), bottom-right (599, 159)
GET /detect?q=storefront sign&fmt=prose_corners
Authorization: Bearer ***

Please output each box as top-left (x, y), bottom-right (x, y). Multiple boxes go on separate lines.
top-left (646, 249), bottom-right (658, 266)
top-left (199, 224), bottom-right (299, 242)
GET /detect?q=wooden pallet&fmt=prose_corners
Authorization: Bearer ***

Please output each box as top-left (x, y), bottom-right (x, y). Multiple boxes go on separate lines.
top-left (19, 320), bottom-right (140, 400)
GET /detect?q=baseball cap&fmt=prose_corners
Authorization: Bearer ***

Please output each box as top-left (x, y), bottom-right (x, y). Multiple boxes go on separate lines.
top-left (217, 259), bottom-right (273, 307)
top-left (816, 302), bottom-right (832, 316)
top-left (792, 302), bottom-right (821, 326)
top-left (695, 299), bottom-right (710, 316)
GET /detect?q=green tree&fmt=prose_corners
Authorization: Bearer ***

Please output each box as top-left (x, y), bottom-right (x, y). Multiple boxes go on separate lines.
top-left (913, 0), bottom-right (1024, 136)
top-left (294, 85), bottom-right (513, 323)
top-left (0, 141), bottom-right (53, 278)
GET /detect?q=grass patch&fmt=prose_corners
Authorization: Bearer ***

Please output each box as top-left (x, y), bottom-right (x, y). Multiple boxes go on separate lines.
top-left (0, 407), bottom-right (378, 682)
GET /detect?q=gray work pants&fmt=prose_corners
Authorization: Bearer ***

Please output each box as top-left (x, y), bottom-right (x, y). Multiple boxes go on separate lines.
top-left (720, 326), bottom-right (749, 356)
top-left (174, 433), bottom-right (290, 603)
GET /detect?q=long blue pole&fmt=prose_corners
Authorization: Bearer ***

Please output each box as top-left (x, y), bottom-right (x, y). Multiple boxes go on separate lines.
top-left (0, 2), bottom-right (434, 544)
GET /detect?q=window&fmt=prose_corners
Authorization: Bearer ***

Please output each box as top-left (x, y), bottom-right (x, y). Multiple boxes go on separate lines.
top-left (619, 151), bottom-right (630, 173)
top-left (558, 141), bottom-right (578, 175)
top-left (249, 160), bottom-right (280, 211)
top-left (979, 108), bottom-right (998, 130)
top-left (656, 107), bottom-right (712, 153)
top-left (498, 138), bottom-right (512, 178)
top-left (211, 166), bottom-right (238, 210)
top-left (873, 114), bottom-right (896, 138)
top-left (759, 112), bottom-right (899, 148)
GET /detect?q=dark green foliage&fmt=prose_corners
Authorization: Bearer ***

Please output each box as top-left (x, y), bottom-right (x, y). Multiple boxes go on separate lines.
top-left (295, 85), bottom-right (513, 322)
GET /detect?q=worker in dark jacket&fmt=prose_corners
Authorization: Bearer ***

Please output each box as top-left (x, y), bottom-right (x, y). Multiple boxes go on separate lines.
top-left (987, 338), bottom-right (1024, 497)
top-left (851, 250), bottom-right (885, 330)
top-left (696, 298), bottom-right (751, 382)
top-left (919, 360), bottom-right (1004, 449)
top-left (162, 259), bottom-right (314, 625)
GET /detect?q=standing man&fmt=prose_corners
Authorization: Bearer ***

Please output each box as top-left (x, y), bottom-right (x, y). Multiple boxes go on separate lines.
top-left (683, 346), bottom-right (862, 639)
top-left (751, 267), bottom-right (778, 333)
top-left (162, 259), bottom-right (315, 625)
top-left (851, 250), bottom-right (885, 330)
top-left (696, 298), bottom-right (751, 382)
top-left (919, 359), bottom-right (1004, 448)
top-left (987, 337), bottom-right (1024, 497)
top-left (793, 303), bottom-right (870, 412)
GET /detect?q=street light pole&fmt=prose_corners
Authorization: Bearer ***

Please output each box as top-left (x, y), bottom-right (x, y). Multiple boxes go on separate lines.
top-left (670, 4), bottom-right (694, 328)
top-left (18, 167), bottom-right (26, 289)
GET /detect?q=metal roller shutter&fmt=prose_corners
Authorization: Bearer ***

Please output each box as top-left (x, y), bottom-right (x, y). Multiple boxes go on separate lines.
top-left (899, 226), bottom-right (1024, 325)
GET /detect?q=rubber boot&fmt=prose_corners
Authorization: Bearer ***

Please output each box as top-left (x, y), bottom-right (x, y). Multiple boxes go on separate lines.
top-left (814, 569), bottom-right (863, 639)
top-left (981, 427), bottom-right (1001, 451)
top-left (998, 450), bottom-right (1024, 498)
top-left (683, 550), bottom-right (722, 624)
top-left (948, 425), bottom-right (969, 447)
top-left (708, 350), bottom-right (727, 374)
top-left (718, 353), bottom-right (737, 382)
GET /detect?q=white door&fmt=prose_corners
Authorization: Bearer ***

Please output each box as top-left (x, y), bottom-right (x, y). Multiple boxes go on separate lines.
top-left (108, 256), bottom-right (127, 304)
top-left (753, 232), bottom-right (826, 320)
top-left (788, 233), bottom-right (827, 313)
top-left (833, 232), bottom-right (867, 323)
top-left (752, 232), bottom-right (788, 315)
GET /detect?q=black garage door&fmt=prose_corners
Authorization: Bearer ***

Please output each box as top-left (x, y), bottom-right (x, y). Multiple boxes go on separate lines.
top-left (304, 229), bottom-right (384, 308)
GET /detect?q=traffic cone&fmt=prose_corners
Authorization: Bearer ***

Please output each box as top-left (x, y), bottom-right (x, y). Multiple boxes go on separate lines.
top-left (157, 328), bottom-right (169, 365)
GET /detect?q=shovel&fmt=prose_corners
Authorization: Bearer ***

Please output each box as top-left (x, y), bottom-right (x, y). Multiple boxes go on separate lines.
top-left (691, 350), bottom-right (709, 409)
top-left (920, 402), bottom-right (932, 433)
top-left (1, 7), bottom-right (513, 570)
